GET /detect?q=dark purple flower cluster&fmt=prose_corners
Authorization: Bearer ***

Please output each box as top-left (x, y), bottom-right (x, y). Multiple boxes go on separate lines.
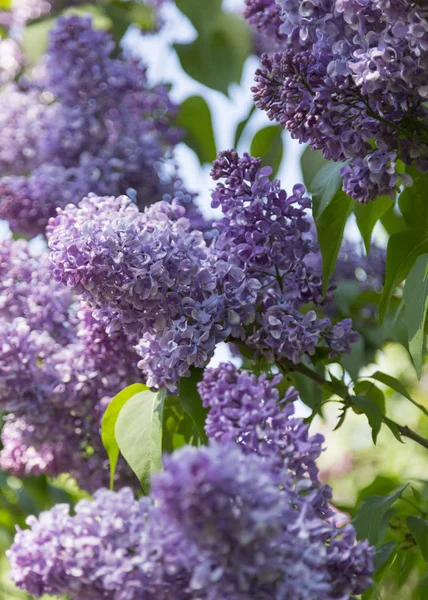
top-left (47, 153), bottom-right (358, 389)
top-left (0, 237), bottom-right (140, 490)
top-left (210, 151), bottom-right (359, 363)
top-left (247, 0), bottom-right (428, 202)
top-left (8, 442), bottom-right (374, 599)
top-left (0, 15), bottom-right (183, 236)
top-left (198, 363), bottom-right (326, 486)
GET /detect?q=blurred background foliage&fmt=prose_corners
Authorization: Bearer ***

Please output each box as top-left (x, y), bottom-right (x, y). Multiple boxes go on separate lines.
top-left (0, 0), bottom-right (428, 598)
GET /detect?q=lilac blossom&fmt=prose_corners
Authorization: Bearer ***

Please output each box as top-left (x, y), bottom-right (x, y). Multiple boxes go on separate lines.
top-left (248, 0), bottom-right (428, 202)
top-left (0, 15), bottom-right (188, 236)
top-left (0, 237), bottom-right (140, 490)
top-left (47, 152), bottom-right (359, 388)
top-left (8, 443), bottom-right (374, 600)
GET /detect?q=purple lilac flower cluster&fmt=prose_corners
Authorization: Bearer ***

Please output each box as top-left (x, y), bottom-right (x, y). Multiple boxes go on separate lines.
top-left (0, 15), bottom-right (184, 236)
top-left (47, 152), bottom-right (359, 389)
top-left (246, 0), bottom-right (428, 202)
top-left (210, 151), bottom-right (359, 361)
top-left (0, 237), bottom-right (140, 490)
top-left (8, 370), bottom-right (373, 599)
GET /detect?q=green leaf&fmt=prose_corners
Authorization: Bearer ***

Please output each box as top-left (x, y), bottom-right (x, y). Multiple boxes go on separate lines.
top-left (289, 370), bottom-right (323, 414)
top-left (373, 542), bottom-right (396, 571)
top-left (115, 389), bottom-right (166, 493)
top-left (250, 126), bottom-right (284, 177)
top-left (379, 229), bottom-right (428, 323)
top-left (357, 475), bottom-right (402, 506)
top-left (354, 381), bottom-right (386, 413)
top-left (353, 486), bottom-right (407, 545)
top-left (311, 160), bottom-right (344, 218)
top-left (315, 189), bottom-right (354, 294)
top-left (399, 168), bottom-right (428, 231)
top-left (234, 105), bottom-right (256, 148)
top-left (300, 146), bottom-right (329, 192)
top-left (175, 13), bottom-right (251, 95)
top-left (21, 17), bottom-right (56, 64)
top-left (162, 395), bottom-right (202, 453)
top-left (176, 0), bottom-right (222, 34)
top-left (369, 370), bottom-right (428, 416)
top-left (353, 395), bottom-right (383, 443)
top-left (404, 254), bottom-right (428, 378)
top-left (177, 96), bottom-right (216, 164)
top-left (354, 196), bottom-right (394, 254)
top-left (102, 383), bottom-right (149, 489)
top-left (179, 368), bottom-right (208, 443)
top-left (407, 516), bottom-right (428, 561)
top-left (380, 203), bottom-right (406, 235)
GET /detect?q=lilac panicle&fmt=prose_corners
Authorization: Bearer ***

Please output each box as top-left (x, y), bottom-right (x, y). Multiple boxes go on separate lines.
top-left (8, 443), bottom-right (374, 599)
top-left (0, 15), bottom-right (188, 236)
top-left (248, 0), bottom-right (428, 202)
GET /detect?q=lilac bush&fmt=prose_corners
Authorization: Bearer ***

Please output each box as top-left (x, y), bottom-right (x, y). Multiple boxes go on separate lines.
top-left (46, 151), bottom-right (359, 390)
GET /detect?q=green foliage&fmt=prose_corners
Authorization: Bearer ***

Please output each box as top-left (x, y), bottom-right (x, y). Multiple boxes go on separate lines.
top-left (115, 388), bottom-right (166, 493)
top-left (300, 145), bottom-right (328, 191)
top-left (369, 371), bottom-right (428, 416)
top-left (407, 516), bottom-right (428, 561)
top-left (250, 126), bottom-right (284, 177)
top-left (398, 168), bottom-right (428, 231)
top-left (21, 17), bottom-right (56, 64)
top-left (353, 486), bottom-right (406, 545)
top-left (234, 105), bottom-right (256, 148)
top-left (315, 189), bottom-right (354, 294)
top-left (175, 4), bottom-right (251, 95)
top-left (354, 196), bottom-right (393, 254)
top-left (379, 229), bottom-right (428, 323)
top-left (177, 96), bottom-right (217, 164)
top-left (403, 254), bottom-right (428, 378)
top-left (101, 383), bottom-right (149, 489)
top-left (310, 160), bottom-right (344, 218)
top-left (179, 368), bottom-right (208, 443)
top-left (353, 393), bottom-right (384, 443)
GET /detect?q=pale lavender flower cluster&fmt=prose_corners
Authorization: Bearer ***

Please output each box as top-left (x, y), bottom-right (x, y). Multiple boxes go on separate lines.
top-left (247, 0), bottom-right (428, 202)
top-left (47, 194), bottom-right (224, 389)
top-left (8, 442), bottom-right (374, 599)
top-left (0, 15), bottom-right (183, 236)
top-left (0, 237), bottom-right (140, 490)
top-left (47, 153), bottom-right (358, 389)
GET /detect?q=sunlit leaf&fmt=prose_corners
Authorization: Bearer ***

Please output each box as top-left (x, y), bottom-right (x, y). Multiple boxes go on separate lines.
top-left (177, 96), bottom-right (217, 164)
top-left (354, 196), bottom-right (393, 254)
top-left (315, 189), bottom-right (354, 294)
top-left (101, 383), bottom-right (149, 489)
top-left (115, 389), bottom-right (166, 493)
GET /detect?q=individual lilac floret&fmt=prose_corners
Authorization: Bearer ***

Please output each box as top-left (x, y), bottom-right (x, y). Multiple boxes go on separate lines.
top-left (9, 443), bottom-right (374, 600)
top-left (198, 363), bottom-right (325, 485)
